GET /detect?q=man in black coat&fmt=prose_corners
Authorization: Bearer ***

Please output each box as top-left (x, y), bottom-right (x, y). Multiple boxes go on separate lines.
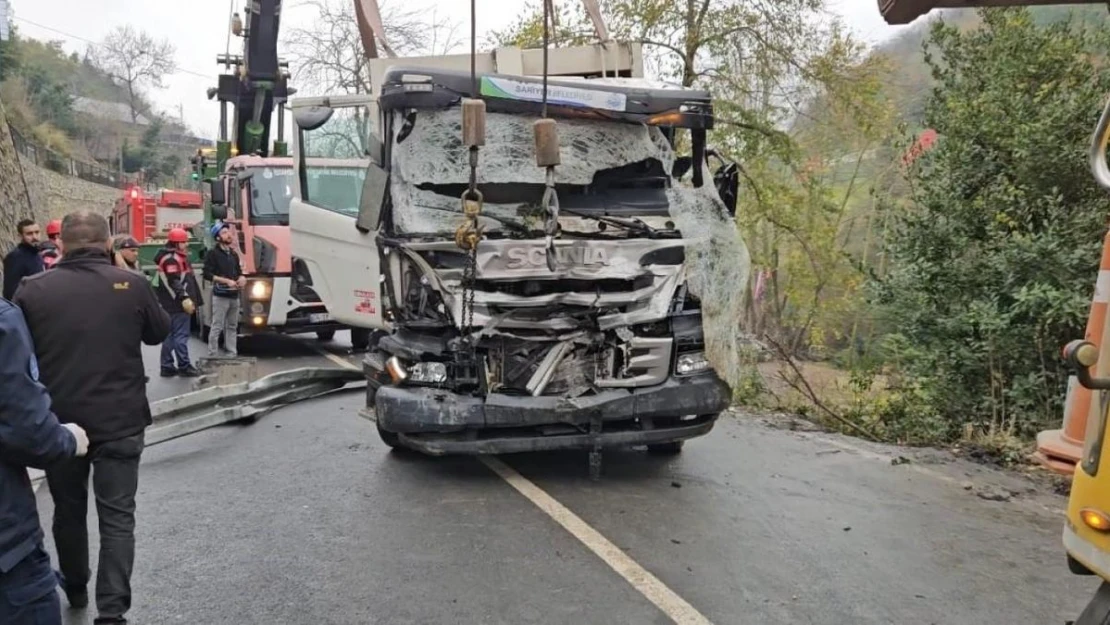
top-left (2, 219), bottom-right (44, 300)
top-left (0, 296), bottom-right (88, 625)
top-left (13, 210), bottom-right (170, 625)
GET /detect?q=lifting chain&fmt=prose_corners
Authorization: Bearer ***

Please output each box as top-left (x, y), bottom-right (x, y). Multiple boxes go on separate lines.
top-left (542, 167), bottom-right (560, 272)
top-left (455, 146), bottom-right (483, 343)
top-left (456, 0), bottom-right (485, 346)
top-left (536, 0), bottom-right (561, 274)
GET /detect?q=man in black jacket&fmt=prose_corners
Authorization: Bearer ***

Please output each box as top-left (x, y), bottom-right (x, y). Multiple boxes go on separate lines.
top-left (202, 221), bottom-right (244, 357)
top-left (2, 219), bottom-right (44, 300)
top-left (13, 210), bottom-right (170, 625)
top-left (0, 297), bottom-right (88, 625)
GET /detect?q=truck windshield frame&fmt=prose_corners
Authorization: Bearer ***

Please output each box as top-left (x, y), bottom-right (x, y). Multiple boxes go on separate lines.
top-left (247, 162), bottom-right (370, 225)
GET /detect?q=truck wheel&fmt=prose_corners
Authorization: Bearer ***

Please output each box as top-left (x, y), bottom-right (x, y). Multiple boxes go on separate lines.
top-left (1075, 582), bottom-right (1110, 625)
top-left (647, 441), bottom-right (684, 455)
top-left (316, 330), bottom-right (336, 341)
top-left (351, 328), bottom-right (372, 350)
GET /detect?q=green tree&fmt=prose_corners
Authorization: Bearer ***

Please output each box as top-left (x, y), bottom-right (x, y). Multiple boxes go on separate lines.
top-left (873, 8), bottom-right (1110, 442)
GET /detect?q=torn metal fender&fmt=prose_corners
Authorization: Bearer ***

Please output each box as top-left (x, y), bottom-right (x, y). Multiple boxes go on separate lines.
top-left (146, 367), bottom-right (365, 446)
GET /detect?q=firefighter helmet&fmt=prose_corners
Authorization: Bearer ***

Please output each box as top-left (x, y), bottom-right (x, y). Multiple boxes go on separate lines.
top-left (46, 219), bottom-right (61, 237)
top-left (167, 228), bottom-right (189, 243)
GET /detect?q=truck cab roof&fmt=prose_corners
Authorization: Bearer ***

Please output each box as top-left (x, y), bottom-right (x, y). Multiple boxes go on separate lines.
top-left (378, 66), bottom-right (714, 130)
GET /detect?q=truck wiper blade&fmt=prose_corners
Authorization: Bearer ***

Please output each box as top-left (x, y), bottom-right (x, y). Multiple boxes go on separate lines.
top-left (557, 207), bottom-right (658, 236)
top-left (413, 204), bottom-right (535, 235)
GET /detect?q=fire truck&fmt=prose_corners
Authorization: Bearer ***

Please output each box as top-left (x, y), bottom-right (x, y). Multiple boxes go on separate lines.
top-left (110, 185), bottom-right (205, 271)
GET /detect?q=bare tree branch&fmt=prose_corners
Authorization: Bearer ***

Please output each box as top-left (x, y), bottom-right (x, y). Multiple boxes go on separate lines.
top-left (91, 25), bottom-right (176, 123)
top-left (286, 0), bottom-right (463, 96)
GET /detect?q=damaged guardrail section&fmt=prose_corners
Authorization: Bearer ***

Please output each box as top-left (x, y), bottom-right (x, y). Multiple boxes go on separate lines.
top-left (146, 367), bottom-right (365, 446)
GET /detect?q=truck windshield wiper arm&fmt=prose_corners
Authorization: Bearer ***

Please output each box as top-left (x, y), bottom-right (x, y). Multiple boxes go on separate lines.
top-left (556, 207), bottom-right (659, 236)
top-left (413, 204), bottom-right (535, 235)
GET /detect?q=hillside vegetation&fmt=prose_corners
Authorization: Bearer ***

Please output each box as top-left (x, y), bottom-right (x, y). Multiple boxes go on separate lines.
top-left (0, 26), bottom-right (199, 186)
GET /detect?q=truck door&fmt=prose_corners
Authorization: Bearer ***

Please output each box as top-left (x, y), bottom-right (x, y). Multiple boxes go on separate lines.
top-left (289, 99), bottom-right (388, 330)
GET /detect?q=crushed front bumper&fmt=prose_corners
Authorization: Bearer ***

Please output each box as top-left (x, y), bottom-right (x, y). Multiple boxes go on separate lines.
top-left (373, 373), bottom-right (731, 455)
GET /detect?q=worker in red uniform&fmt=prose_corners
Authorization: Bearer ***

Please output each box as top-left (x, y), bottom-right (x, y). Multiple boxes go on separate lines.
top-left (39, 220), bottom-right (62, 270)
top-left (152, 229), bottom-right (201, 377)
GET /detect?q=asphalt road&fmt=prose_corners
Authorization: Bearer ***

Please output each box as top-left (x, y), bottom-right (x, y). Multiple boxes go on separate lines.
top-left (34, 333), bottom-right (1102, 624)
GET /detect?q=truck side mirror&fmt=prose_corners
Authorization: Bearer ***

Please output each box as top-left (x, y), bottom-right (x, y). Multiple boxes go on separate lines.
top-left (713, 161), bottom-right (739, 217)
top-left (208, 178), bottom-right (227, 206)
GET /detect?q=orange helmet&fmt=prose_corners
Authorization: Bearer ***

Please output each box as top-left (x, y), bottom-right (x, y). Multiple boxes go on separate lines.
top-left (46, 219), bottom-right (61, 237)
top-left (167, 228), bottom-right (189, 243)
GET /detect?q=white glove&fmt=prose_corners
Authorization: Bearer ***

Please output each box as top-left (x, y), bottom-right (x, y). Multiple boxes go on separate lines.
top-left (62, 423), bottom-right (88, 457)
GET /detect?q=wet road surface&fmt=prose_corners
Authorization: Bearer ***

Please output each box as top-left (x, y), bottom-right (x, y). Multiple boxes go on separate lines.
top-left (35, 336), bottom-right (1100, 624)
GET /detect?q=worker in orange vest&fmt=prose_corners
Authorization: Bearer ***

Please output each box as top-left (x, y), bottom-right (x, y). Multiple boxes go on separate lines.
top-left (39, 219), bottom-right (62, 269)
top-left (152, 228), bottom-right (201, 377)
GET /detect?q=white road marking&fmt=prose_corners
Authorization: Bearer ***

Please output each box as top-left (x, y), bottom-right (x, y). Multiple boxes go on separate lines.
top-left (314, 347), bottom-right (360, 371)
top-left (322, 351), bottom-right (712, 623)
top-left (481, 457), bottom-right (714, 625)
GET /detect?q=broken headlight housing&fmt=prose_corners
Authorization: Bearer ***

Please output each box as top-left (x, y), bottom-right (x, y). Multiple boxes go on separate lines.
top-left (675, 351), bottom-right (711, 376)
top-left (408, 362), bottom-right (448, 384)
top-left (384, 355), bottom-right (448, 386)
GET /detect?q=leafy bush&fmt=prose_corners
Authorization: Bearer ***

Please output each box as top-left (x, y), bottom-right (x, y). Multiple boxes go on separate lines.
top-left (873, 9), bottom-right (1110, 442)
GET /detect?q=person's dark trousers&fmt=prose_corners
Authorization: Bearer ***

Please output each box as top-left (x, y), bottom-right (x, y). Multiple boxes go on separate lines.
top-left (45, 431), bottom-right (144, 624)
top-left (159, 312), bottom-right (191, 372)
top-left (0, 543), bottom-right (61, 625)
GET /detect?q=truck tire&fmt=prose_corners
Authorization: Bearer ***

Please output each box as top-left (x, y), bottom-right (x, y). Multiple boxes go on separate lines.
top-left (647, 441), bottom-right (684, 455)
top-left (315, 330), bottom-right (336, 341)
top-left (1075, 582), bottom-right (1110, 625)
top-left (351, 328), bottom-right (372, 350)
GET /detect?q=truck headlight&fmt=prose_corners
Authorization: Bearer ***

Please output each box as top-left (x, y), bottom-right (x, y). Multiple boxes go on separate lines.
top-left (249, 280), bottom-right (271, 300)
top-left (675, 351), bottom-right (710, 376)
top-left (408, 362), bottom-right (447, 384)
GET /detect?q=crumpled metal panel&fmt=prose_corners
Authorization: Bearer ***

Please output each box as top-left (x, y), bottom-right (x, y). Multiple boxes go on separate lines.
top-left (145, 367), bottom-right (364, 446)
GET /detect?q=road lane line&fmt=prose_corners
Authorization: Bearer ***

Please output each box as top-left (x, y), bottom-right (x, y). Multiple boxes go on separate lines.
top-left (481, 456), bottom-right (714, 625)
top-left (314, 347), bottom-right (360, 371)
top-left (325, 353), bottom-right (712, 623)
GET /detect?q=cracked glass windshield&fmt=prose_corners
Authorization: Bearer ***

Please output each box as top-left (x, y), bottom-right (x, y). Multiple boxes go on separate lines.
top-left (389, 108), bottom-right (678, 236)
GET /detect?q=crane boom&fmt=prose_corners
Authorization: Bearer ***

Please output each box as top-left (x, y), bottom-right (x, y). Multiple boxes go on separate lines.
top-left (212, 0), bottom-right (293, 169)
top-left (878, 0), bottom-right (1106, 25)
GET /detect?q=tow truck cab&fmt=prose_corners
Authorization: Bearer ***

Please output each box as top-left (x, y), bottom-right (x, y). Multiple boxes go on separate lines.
top-left (202, 155), bottom-right (372, 346)
top-left (289, 66), bottom-right (742, 456)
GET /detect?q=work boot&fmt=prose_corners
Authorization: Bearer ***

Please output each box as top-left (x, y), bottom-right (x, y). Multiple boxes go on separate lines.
top-left (93, 617), bottom-right (126, 624)
top-left (178, 365), bottom-right (202, 377)
top-left (160, 368), bottom-right (177, 377)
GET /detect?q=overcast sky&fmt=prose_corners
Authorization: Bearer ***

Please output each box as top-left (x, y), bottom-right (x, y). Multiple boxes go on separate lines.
top-left (7, 0), bottom-right (912, 139)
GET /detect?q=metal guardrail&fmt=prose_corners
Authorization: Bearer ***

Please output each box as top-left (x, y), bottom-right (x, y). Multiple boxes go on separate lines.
top-left (147, 367), bottom-right (365, 446)
top-left (8, 123), bottom-right (137, 189)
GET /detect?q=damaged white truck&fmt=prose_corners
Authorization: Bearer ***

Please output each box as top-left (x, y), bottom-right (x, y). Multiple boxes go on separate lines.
top-left (288, 45), bottom-right (745, 467)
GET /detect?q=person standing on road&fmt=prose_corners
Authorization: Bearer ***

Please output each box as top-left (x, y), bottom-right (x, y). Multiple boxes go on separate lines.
top-left (111, 237), bottom-right (142, 274)
top-left (12, 210), bottom-right (170, 625)
top-left (153, 228), bottom-right (201, 377)
top-left (0, 297), bottom-right (89, 625)
top-left (3, 219), bottom-right (44, 300)
top-left (202, 221), bottom-right (244, 358)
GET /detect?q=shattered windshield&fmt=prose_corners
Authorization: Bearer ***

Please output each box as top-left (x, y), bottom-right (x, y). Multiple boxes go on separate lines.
top-left (389, 109), bottom-right (679, 236)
